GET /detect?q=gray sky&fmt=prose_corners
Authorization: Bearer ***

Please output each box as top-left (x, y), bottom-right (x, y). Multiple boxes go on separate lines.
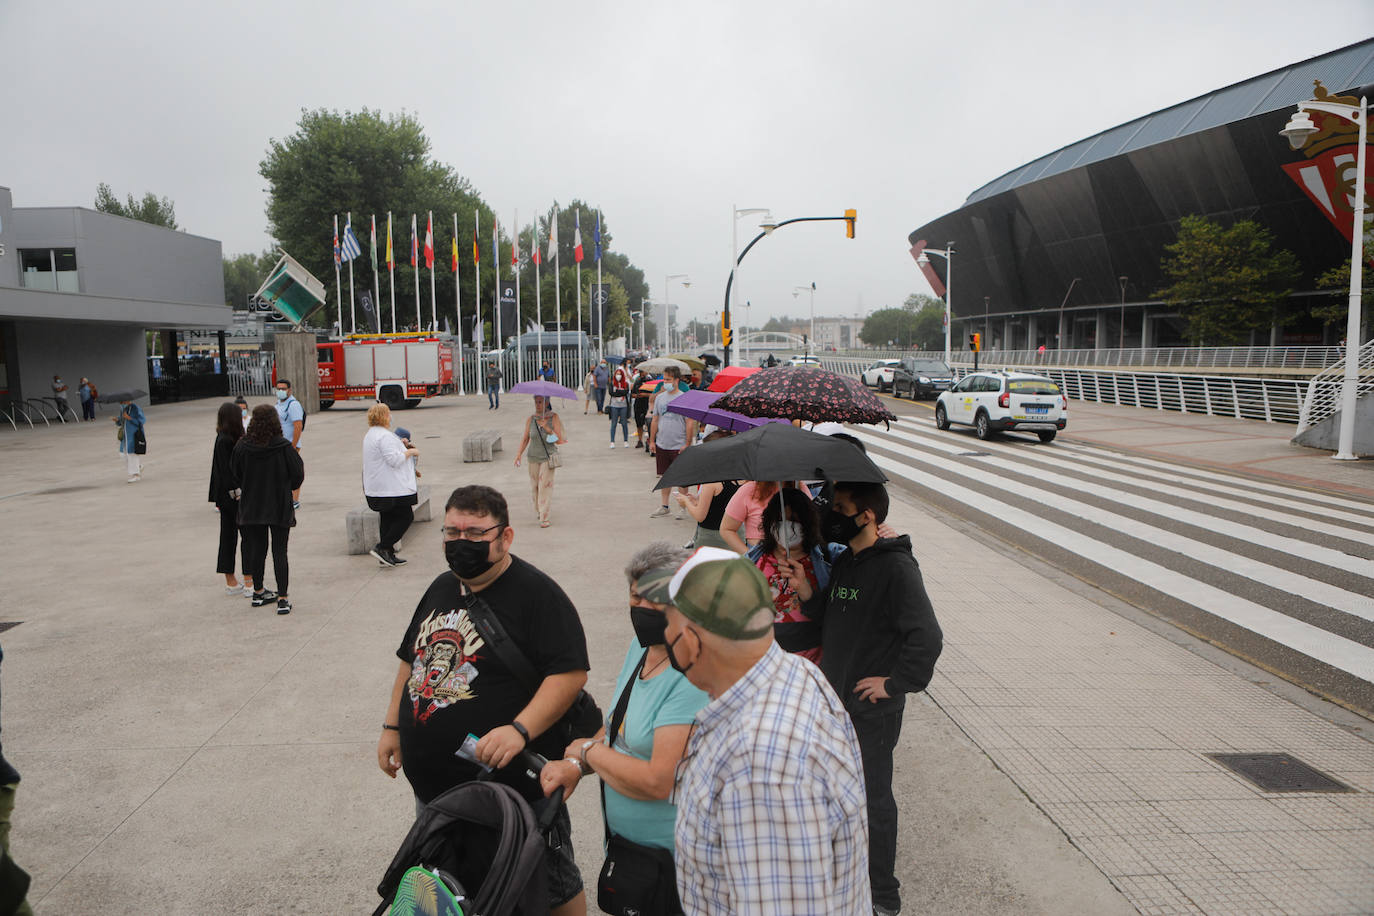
top-left (2, 0), bottom-right (1370, 331)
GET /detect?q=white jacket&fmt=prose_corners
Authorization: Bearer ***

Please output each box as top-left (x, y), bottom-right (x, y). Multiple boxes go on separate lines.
top-left (362, 426), bottom-right (417, 497)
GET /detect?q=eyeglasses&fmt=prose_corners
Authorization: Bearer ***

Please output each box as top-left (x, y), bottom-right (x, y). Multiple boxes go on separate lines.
top-left (442, 523), bottom-right (505, 542)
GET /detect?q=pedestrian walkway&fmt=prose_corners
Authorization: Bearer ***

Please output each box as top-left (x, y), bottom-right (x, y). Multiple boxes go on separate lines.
top-left (0, 393), bottom-right (1368, 913)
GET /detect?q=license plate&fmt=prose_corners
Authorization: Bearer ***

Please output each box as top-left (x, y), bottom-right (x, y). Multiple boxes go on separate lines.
top-left (1026, 406), bottom-right (1048, 414)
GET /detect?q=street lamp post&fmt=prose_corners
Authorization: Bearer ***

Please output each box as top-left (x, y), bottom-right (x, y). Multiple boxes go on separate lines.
top-left (663, 274), bottom-right (690, 352)
top-left (793, 283), bottom-right (816, 354)
top-left (730, 206), bottom-right (772, 368)
top-left (1118, 276), bottom-right (1128, 350)
top-left (1281, 81), bottom-right (1370, 460)
top-left (915, 243), bottom-right (954, 365)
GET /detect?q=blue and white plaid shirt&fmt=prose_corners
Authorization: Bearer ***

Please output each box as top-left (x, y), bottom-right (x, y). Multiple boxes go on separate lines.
top-left (674, 642), bottom-right (871, 914)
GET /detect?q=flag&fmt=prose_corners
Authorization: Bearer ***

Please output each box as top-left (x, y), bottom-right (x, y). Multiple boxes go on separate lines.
top-left (472, 229), bottom-right (480, 264)
top-left (511, 228), bottom-right (519, 267)
top-left (547, 212), bottom-right (558, 262)
top-left (424, 214), bottom-right (434, 269)
top-left (573, 211), bottom-right (584, 263)
top-left (333, 220), bottom-right (341, 268)
top-left (595, 210), bottom-right (602, 261)
top-left (532, 220), bottom-right (541, 265)
top-left (386, 214), bottom-right (394, 270)
top-left (410, 215), bottom-right (418, 268)
top-left (341, 216), bottom-right (362, 262)
top-left (451, 237), bottom-right (458, 273)
top-left (370, 215), bottom-right (378, 275)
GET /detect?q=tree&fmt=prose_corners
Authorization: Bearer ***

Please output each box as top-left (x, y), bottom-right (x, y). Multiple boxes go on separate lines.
top-left (860, 308), bottom-right (920, 347)
top-left (260, 108), bottom-right (492, 332)
top-left (222, 250), bottom-right (278, 309)
top-left (1156, 216), bottom-right (1301, 345)
top-left (1311, 228), bottom-right (1372, 332)
top-left (904, 293), bottom-right (946, 350)
top-left (94, 183), bottom-right (178, 229)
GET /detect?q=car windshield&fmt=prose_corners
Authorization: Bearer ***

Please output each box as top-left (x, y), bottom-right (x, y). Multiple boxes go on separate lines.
top-left (1008, 379), bottom-right (1061, 395)
top-left (908, 361), bottom-right (948, 372)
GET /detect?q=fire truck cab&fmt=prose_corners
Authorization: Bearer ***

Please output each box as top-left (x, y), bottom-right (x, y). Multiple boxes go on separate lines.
top-left (315, 334), bottom-right (455, 409)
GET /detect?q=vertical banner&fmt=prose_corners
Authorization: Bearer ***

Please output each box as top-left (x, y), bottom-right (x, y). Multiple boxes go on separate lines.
top-left (591, 284), bottom-right (610, 342)
top-left (498, 280), bottom-right (518, 341)
top-left (360, 290), bottom-right (380, 333)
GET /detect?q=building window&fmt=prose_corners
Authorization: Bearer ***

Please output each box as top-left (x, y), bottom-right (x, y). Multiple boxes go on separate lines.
top-left (18, 248), bottom-right (78, 292)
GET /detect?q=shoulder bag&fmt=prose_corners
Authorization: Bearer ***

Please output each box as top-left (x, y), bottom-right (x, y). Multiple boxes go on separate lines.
top-left (596, 651), bottom-right (682, 916)
top-left (534, 416), bottom-right (563, 469)
top-left (133, 427), bottom-right (148, 455)
top-left (462, 592), bottom-right (600, 743)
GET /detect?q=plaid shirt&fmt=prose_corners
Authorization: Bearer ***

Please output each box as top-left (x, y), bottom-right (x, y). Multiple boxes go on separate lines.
top-left (674, 642), bottom-right (871, 914)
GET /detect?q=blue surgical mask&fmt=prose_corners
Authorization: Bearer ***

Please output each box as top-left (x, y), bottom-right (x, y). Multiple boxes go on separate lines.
top-left (276, 390), bottom-right (289, 401)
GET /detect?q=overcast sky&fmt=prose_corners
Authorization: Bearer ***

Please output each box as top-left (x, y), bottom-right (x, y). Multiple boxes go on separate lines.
top-left (2, 0), bottom-right (1370, 331)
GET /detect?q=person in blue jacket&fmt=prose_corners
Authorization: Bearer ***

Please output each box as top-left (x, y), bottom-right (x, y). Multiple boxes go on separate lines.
top-left (116, 397), bottom-right (146, 483)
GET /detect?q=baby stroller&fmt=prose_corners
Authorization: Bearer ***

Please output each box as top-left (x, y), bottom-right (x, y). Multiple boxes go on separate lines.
top-left (374, 752), bottom-right (566, 916)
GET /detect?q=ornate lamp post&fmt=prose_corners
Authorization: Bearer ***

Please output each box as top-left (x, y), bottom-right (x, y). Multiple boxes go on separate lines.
top-left (916, 243), bottom-right (954, 364)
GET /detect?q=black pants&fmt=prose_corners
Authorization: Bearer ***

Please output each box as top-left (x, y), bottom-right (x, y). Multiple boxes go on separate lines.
top-left (853, 710), bottom-right (903, 910)
top-left (377, 504), bottom-right (414, 552)
top-left (215, 503), bottom-right (246, 576)
top-left (241, 524), bottom-right (289, 596)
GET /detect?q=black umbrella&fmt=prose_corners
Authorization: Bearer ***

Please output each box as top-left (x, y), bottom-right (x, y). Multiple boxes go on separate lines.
top-left (698, 353), bottom-right (722, 367)
top-left (652, 422), bottom-right (885, 491)
top-left (100, 388), bottom-right (148, 402)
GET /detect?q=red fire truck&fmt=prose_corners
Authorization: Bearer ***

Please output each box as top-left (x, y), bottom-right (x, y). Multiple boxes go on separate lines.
top-left (314, 334), bottom-right (455, 409)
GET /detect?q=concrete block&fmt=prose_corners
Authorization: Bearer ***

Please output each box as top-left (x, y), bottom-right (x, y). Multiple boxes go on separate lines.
top-left (345, 485), bottom-right (431, 554)
top-left (462, 429), bottom-right (503, 462)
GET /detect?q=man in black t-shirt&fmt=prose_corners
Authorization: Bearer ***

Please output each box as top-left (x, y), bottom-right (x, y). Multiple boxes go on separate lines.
top-left (377, 484), bottom-right (590, 914)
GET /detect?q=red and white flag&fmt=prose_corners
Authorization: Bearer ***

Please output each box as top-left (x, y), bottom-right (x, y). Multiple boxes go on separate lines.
top-left (573, 211), bottom-right (584, 263)
top-left (547, 209), bottom-right (558, 263)
top-left (424, 214), bottom-right (434, 269)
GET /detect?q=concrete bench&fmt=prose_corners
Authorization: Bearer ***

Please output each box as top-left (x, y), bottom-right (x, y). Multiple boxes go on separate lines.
top-left (346, 485), bottom-right (432, 555)
top-left (462, 428), bottom-right (504, 462)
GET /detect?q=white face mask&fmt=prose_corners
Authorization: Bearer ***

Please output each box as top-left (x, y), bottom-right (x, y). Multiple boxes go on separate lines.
top-left (276, 389), bottom-right (289, 401)
top-left (772, 520), bottom-right (804, 548)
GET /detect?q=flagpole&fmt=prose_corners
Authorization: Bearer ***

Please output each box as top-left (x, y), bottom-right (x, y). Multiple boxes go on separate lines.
top-left (426, 212), bottom-right (436, 333)
top-left (345, 212), bottom-right (356, 335)
top-left (410, 214), bottom-right (419, 330)
top-left (493, 218), bottom-right (503, 393)
top-left (453, 213), bottom-right (463, 395)
top-left (551, 206), bottom-right (559, 382)
top-left (333, 214), bottom-right (342, 338)
top-left (597, 209), bottom-right (604, 361)
top-left (576, 210), bottom-right (583, 377)
top-left (533, 215), bottom-right (541, 388)
top-left (387, 213), bottom-right (396, 333)
top-left (370, 214), bottom-right (380, 335)
top-left (473, 211), bottom-right (482, 357)
top-left (513, 208), bottom-right (521, 386)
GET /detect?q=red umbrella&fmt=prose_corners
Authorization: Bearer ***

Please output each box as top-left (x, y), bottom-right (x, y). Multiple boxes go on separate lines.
top-left (706, 365), bottom-right (760, 392)
top-left (711, 367), bottom-right (897, 425)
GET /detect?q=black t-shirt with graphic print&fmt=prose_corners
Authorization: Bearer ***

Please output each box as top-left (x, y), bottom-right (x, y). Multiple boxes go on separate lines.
top-left (395, 556), bottom-right (589, 803)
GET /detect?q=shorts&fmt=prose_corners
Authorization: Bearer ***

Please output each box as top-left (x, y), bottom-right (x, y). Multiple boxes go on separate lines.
top-left (655, 447), bottom-right (680, 476)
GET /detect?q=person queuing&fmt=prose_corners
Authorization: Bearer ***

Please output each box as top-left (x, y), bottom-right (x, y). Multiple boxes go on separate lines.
top-left (362, 403), bottom-right (420, 569)
top-left (208, 401), bottom-right (248, 596)
top-left (631, 368), bottom-right (652, 452)
top-left (78, 377), bottom-right (96, 421)
top-left (115, 395), bottom-right (146, 483)
top-left (377, 485), bottom-right (590, 916)
top-left (234, 396), bottom-right (250, 430)
top-left (662, 547), bottom-right (871, 914)
top-left (538, 543), bottom-right (708, 916)
top-left (674, 432), bottom-right (740, 549)
top-left (231, 404), bottom-right (304, 615)
top-left (607, 362), bottom-right (633, 448)
top-left (747, 486), bottom-right (841, 665)
top-left (582, 364), bottom-right (597, 415)
top-left (649, 367), bottom-right (695, 519)
top-left (591, 359), bottom-right (609, 414)
top-left (539, 360), bottom-right (556, 382)
top-left (274, 378), bottom-right (305, 509)
top-left (513, 395), bottom-right (567, 529)
top-left (789, 480), bottom-right (943, 916)
top-left (718, 480), bottom-right (778, 553)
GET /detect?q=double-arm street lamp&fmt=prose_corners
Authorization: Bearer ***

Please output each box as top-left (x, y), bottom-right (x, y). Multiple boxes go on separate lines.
top-left (1281, 81), bottom-right (1371, 461)
top-left (723, 209), bottom-right (856, 366)
top-left (663, 274), bottom-right (690, 351)
top-left (793, 283), bottom-right (816, 354)
top-left (915, 243), bottom-right (954, 365)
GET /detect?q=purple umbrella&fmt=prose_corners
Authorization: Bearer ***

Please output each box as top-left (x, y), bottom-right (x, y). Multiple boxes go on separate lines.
top-left (665, 389), bottom-right (786, 432)
top-left (508, 379), bottom-right (580, 400)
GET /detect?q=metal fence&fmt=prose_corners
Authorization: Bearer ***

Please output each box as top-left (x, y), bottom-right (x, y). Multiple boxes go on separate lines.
top-left (227, 353), bottom-right (275, 398)
top-left (1296, 339), bottom-right (1374, 434)
top-left (827, 345), bottom-right (1344, 371)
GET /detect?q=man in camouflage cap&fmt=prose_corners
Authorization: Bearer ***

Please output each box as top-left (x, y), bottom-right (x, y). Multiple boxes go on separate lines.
top-left (663, 547), bottom-right (871, 915)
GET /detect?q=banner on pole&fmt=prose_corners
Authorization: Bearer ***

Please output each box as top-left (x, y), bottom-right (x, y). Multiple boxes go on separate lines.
top-left (591, 284), bottom-right (611, 337)
top-left (499, 282), bottom-right (517, 341)
top-left (360, 290), bottom-right (380, 333)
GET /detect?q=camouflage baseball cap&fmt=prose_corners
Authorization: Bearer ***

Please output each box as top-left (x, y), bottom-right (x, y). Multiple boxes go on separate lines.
top-left (634, 566), bottom-right (678, 605)
top-left (668, 547), bottom-right (774, 640)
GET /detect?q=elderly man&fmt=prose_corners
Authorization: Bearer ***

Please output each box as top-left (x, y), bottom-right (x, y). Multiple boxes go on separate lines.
top-left (663, 547), bottom-right (870, 915)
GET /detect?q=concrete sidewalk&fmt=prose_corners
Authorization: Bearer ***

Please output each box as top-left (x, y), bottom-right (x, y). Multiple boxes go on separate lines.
top-left (0, 392), bottom-right (1367, 914)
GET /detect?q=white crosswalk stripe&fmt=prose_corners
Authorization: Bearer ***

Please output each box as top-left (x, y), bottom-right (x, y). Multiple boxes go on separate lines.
top-left (850, 421), bottom-right (1374, 684)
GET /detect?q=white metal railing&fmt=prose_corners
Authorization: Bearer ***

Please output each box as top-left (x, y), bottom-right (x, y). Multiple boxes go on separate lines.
top-left (831, 346), bottom-right (1344, 370)
top-left (1296, 339), bottom-right (1374, 433)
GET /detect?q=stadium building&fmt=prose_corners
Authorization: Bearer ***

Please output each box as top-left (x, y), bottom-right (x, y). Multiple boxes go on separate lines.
top-left (908, 40), bottom-right (1374, 352)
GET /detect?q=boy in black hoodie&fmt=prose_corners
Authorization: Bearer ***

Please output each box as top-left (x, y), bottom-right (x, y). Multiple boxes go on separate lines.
top-left (791, 480), bottom-right (942, 916)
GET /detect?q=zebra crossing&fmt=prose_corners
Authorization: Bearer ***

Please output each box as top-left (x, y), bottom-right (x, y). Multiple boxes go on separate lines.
top-left (852, 420), bottom-right (1374, 692)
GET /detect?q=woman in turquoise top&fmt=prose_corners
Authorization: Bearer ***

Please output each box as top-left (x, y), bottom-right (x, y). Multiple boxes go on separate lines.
top-left (540, 543), bottom-right (709, 906)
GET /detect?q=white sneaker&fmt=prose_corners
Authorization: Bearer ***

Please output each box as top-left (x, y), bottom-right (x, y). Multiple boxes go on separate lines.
top-left (225, 585), bottom-right (244, 596)
top-left (622, 441), bottom-right (629, 448)
top-left (609, 441), bottom-right (616, 449)
top-left (649, 506), bottom-right (670, 518)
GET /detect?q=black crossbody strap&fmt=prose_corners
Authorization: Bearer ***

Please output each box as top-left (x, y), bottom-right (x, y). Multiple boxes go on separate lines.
top-left (463, 591), bottom-right (540, 693)
top-left (601, 650), bottom-right (649, 842)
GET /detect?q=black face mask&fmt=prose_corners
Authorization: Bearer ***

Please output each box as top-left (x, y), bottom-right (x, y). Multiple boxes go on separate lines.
top-left (629, 607), bottom-right (668, 647)
top-left (665, 630), bottom-right (695, 674)
top-left (445, 538), bottom-right (495, 580)
top-left (823, 508), bottom-right (864, 544)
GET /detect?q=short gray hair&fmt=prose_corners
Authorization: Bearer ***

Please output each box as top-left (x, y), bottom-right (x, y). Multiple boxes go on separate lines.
top-left (625, 541), bottom-right (691, 584)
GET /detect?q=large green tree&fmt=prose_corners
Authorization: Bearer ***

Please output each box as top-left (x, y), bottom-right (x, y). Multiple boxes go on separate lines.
top-left (222, 250), bottom-right (277, 309)
top-left (860, 308), bottom-right (919, 347)
top-left (1311, 227), bottom-right (1372, 332)
top-left (94, 183), bottom-right (178, 229)
top-left (905, 293), bottom-right (947, 350)
top-left (260, 108), bottom-right (495, 333)
top-left (1156, 215), bottom-right (1301, 345)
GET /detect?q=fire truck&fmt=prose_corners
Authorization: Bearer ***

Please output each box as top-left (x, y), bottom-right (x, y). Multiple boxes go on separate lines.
top-left (314, 334), bottom-right (455, 409)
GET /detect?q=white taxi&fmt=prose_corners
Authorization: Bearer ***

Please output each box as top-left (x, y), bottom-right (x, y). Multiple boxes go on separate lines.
top-left (934, 371), bottom-right (1067, 442)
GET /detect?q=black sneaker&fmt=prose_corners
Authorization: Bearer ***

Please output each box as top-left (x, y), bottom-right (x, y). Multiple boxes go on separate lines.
top-left (276, 597), bottom-right (292, 615)
top-left (251, 590), bottom-right (277, 607)
top-left (389, 552), bottom-right (407, 567)
top-left (370, 547), bottom-right (396, 567)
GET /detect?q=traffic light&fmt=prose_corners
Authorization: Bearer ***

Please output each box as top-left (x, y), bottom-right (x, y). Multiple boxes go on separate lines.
top-left (844, 208), bottom-right (857, 239)
top-left (721, 312), bottom-right (732, 347)
top-left (969, 333), bottom-right (981, 352)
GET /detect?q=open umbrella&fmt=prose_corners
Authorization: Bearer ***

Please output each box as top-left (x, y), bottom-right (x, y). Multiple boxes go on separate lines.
top-left (664, 389), bottom-right (787, 432)
top-left (508, 379), bottom-right (580, 400)
top-left (667, 354), bottom-right (706, 372)
top-left (636, 357), bottom-right (691, 375)
top-left (697, 353), bottom-right (722, 367)
top-left (652, 422), bottom-right (885, 491)
top-left (712, 367), bottom-right (896, 425)
top-left (100, 388), bottom-right (149, 403)
top-left (706, 365), bottom-right (759, 392)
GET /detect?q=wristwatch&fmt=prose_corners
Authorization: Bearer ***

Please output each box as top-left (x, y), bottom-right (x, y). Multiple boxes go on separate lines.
top-left (578, 739), bottom-right (598, 773)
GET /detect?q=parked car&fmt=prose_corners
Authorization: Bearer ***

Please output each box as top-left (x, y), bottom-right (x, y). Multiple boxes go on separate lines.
top-left (861, 359), bottom-right (903, 390)
top-left (787, 354), bottom-right (822, 367)
top-left (934, 371), bottom-right (1067, 442)
top-left (891, 358), bottom-right (954, 399)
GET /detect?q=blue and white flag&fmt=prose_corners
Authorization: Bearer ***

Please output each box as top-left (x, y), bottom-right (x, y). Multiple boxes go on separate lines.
top-left (341, 217), bottom-right (363, 262)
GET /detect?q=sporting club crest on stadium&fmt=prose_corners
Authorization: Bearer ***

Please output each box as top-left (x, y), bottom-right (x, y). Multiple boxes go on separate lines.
top-left (1279, 81), bottom-right (1373, 263)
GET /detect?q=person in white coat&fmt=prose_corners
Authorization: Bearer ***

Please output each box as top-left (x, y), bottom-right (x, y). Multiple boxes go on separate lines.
top-left (362, 403), bottom-right (419, 568)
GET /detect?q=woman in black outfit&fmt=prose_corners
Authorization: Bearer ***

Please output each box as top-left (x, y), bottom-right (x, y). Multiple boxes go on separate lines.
top-left (209, 401), bottom-right (248, 596)
top-left (231, 404), bottom-right (305, 615)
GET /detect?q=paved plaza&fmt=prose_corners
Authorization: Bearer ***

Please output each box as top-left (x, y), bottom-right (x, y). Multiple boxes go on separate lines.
top-left (0, 392), bottom-right (1370, 914)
